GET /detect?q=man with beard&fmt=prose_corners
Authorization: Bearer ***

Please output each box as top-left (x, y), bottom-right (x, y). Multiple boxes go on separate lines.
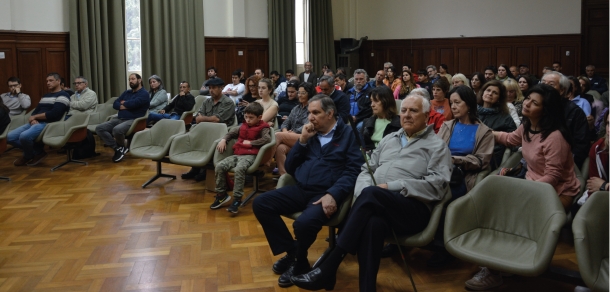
top-left (96, 73), bottom-right (149, 162)
top-left (347, 69), bottom-right (373, 129)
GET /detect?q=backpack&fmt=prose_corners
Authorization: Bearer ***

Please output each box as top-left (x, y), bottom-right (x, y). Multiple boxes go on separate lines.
top-left (72, 130), bottom-right (100, 160)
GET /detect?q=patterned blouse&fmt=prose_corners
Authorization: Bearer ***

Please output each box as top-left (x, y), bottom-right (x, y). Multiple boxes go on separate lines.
top-left (281, 104), bottom-right (309, 134)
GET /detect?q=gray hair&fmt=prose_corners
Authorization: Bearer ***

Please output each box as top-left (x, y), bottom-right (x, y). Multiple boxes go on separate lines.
top-left (75, 76), bottom-right (88, 84)
top-left (452, 73), bottom-right (470, 88)
top-left (543, 71), bottom-right (570, 94)
top-left (318, 75), bottom-right (335, 87)
top-left (309, 94), bottom-right (337, 118)
top-left (426, 65), bottom-right (437, 71)
top-left (402, 94), bottom-right (431, 114)
top-left (409, 88), bottom-right (431, 100)
top-left (384, 62), bottom-right (393, 67)
top-left (353, 69), bottom-right (369, 80)
top-left (47, 72), bottom-right (61, 81)
top-left (148, 74), bottom-right (165, 90)
top-left (586, 64), bottom-right (595, 70)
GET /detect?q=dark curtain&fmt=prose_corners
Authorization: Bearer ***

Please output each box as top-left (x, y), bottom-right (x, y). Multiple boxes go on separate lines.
top-left (69, 0), bottom-right (127, 103)
top-left (308, 0), bottom-right (335, 71)
top-left (268, 0), bottom-right (296, 73)
top-left (140, 0), bottom-right (206, 96)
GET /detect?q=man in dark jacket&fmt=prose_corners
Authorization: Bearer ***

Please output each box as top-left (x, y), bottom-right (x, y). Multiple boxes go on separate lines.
top-left (253, 95), bottom-right (363, 288)
top-left (147, 81), bottom-right (195, 124)
top-left (347, 69), bottom-right (373, 129)
top-left (298, 61), bottom-right (318, 84)
top-left (541, 72), bottom-right (589, 168)
top-left (585, 65), bottom-right (608, 94)
top-left (318, 75), bottom-right (351, 124)
top-left (96, 73), bottom-right (149, 163)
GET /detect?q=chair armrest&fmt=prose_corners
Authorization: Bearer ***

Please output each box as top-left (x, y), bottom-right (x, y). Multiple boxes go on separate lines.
top-left (277, 174), bottom-right (296, 188)
top-left (213, 139), bottom-right (236, 165)
top-left (444, 195), bottom-right (479, 245)
top-left (247, 128), bottom-right (276, 173)
top-left (168, 133), bottom-right (192, 156)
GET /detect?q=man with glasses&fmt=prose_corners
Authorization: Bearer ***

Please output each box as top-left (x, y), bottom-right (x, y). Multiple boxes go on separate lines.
top-left (426, 65), bottom-right (441, 84)
top-left (66, 76), bottom-right (97, 118)
top-left (298, 62), bottom-right (317, 84)
top-left (383, 62), bottom-right (393, 73)
top-left (2, 77), bottom-right (31, 116)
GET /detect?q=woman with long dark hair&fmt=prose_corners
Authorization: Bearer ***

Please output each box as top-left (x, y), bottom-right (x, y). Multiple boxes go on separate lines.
top-left (361, 86), bottom-right (401, 152)
top-left (394, 69), bottom-right (418, 100)
top-left (383, 66), bottom-right (401, 92)
top-left (470, 72), bottom-right (486, 96)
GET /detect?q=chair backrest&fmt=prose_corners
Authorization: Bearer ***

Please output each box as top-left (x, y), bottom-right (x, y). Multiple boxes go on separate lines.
top-left (572, 191), bottom-right (609, 291)
top-left (185, 122), bottom-right (228, 151)
top-left (395, 99), bottom-right (402, 112)
top-left (8, 109), bottom-right (31, 131)
top-left (193, 95), bottom-right (206, 113)
top-left (586, 90), bottom-right (601, 101)
top-left (455, 175), bottom-right (565, 239)
top-left (190, 90), bottom-right (200, 97)
top-left (88, 104), bottom-right (118, 125)
top-left (149, 119), bottom-right (186, 147)
top-left (105, 96), bottom-right (119, 104)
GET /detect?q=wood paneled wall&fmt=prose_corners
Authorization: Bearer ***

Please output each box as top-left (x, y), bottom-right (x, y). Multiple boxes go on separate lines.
top-left (335, 34), bottom-right (582, 79)
top-left (581, 0), bottom-right (609, 78)
top-left (0, 31), bottom-right (69, 109)
top-left (204, 38), bottom-right (269, 85)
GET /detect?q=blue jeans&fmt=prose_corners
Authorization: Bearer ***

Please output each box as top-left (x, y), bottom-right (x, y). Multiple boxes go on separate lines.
top-left (7, 122), bottom-right (47, 160)
top-left (147, 112), bottom-right (180, 123)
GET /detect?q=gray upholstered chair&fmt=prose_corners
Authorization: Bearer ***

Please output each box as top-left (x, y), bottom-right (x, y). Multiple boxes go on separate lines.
top-left (0, 120), bottom-right (11, 180)
top-left (168, 122), bottom-right (228, 170)
top-left (42, 113), bottom-right (90, 171)
top-left (572, 191), bottom-right (609, 292)
top-left (105, 96), bottom-right (119, 104)
top-left (180, 95), bottom-right (206, 125)
top-left (277, 173), bottom-right (353, 268)
top-left (87, 103), bottom-right (118, 132)
top-left (444, 175), bottom-right (566, 276)
top-left (213, 128), bottom-right (276, 206)
top-left (8, 110), bottom-right (28, 132)
top-left (130, 119), bottom-right (186, 188)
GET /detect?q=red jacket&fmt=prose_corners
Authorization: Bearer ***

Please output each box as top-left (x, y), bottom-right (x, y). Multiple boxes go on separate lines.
top-left (232, 120), bottom-right (270, 155)
top-left (428, 109), bottom-right (445, 134)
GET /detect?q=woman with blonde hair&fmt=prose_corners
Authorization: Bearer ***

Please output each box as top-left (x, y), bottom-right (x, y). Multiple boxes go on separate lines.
top-left (452, 73), bottom-right (470, 88)
top-left (503, 78), bottom-right (524, 126)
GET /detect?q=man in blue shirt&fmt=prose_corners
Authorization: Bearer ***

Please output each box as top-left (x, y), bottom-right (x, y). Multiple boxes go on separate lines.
top-left (95, 73), bottom-right (149, 162)
top-left (8, 73), bottom-right (70, 166)
top-left (253, 95), bottom-right (363, 288)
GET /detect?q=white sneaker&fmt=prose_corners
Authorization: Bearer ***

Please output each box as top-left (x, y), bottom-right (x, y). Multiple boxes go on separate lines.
top-left (465, 267), bottom-right (503, 291)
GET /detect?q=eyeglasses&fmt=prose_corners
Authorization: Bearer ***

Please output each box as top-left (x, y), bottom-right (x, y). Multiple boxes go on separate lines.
top-left (297, 91), bottom-right (307, 96)
top-left (73, 82), bottom-right (85, 85)
top-left (8, 84), bottom-right (19, 88)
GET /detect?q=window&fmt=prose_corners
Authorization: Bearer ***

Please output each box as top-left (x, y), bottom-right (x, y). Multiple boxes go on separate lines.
top-left (125, 0), bottom-right (141, 74)
top-left (295, 0), bottom-right (306, 65)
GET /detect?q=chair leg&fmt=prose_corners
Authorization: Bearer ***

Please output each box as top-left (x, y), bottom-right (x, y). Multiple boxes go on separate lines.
top-left (51, 148), bottom-right (88, 172)
top-left (240, 170), bottom-right (266, 207)
top-left (142, 160), bottom-right (176, 188)
top-left (0, 176), bottom-right (9, 181)
top-left (312, 226), bottom-right (337, 268)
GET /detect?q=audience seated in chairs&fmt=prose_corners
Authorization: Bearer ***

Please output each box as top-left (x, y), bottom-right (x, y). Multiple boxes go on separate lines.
top-left (360, 86), bottom-right (401, 153)
top-left (276, 81), bottom-right (300, 125)
top-left (254, 78), bottom-right (279, 128)
top-left (252, 95), bottom-right (363, 288)
top-left (477, 80), bottom-right (517, 169)
top-left (213, 102), bottom-right (271, 214)
top-left (181, 77), bottom-right (236, 182)
top-left (409, 88), bottom-right (445, 133)
top-left (431, 77), bottom-right (453, 121)
top-left (346, 69), bottom-right (373, 130)
top-left (467, 84), bottom-right (581, 290)
top-left (8, 72), bottom-right (70, 166)
top-left (147, 81), bottom-right (195, 124)
top-left (222, 70), bottom-right (245, 104)
top-left (271, 82), bottom-right (316, 176)
top-left (95, 73), bottom-right (150, 163)
top-left (66, 76), bottom-right (97, 119)
top-left (147, 75), bottom-right (168, 114)
top-left (290, 95), bottom-right (451, 292)
top-left (2, 76), bottom-right (31, 116)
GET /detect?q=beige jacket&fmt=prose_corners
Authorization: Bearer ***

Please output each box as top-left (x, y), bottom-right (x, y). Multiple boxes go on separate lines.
top-left (438, 119), bottom-right (494, 191)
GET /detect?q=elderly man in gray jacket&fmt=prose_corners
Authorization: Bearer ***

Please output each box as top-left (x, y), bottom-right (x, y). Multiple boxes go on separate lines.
top-left (291, 94), bottom-right (452, 291)
top-left (67, 76), bottom-right (97, 117)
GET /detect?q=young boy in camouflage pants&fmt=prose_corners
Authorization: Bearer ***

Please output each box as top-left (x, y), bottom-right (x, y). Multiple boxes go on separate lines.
top-left (212, 102), bottom-right (271, 214)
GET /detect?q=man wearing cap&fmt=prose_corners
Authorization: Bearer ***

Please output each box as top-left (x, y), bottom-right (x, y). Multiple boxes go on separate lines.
top-left (518, 64), bottom-right (538, 83)
top-left (182, 78), bottom-right (237, 181)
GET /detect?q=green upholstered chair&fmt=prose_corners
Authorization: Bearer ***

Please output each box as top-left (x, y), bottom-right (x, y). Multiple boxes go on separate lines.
top-left (277, 173), bottom-right (353, 268)
top-left (87, 103), bottom-right (118, 132)
top-left (0, 120), bottom-right (11, 180)
top-left (572, 191), bottom-right (609, 292)
top-left (213, 128), bottom-right (276, 206)
top-left (386, 186), bottom-right (452, 248)
top-left (42, 113), bottom-right (90, 171)
top-left (168, 122), bottom-right (228, 169)
top-left (180, 95), bottom-right (206, 125)
top-left (104, 96), bottom-right (118, 104)
top-left (445, 175), bottom-right (566, 276)
top-left (130, 119), bottom-right (186, 188)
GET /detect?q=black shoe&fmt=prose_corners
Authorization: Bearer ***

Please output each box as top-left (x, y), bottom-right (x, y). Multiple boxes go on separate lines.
top-left (195, 171), bottom-right (207, 182)
top-left (181, 168), bottom-right (200, 179)
top-left (227, 200), bottom-right (241, 214)
top-left (272, 254), bottom-right (295, 275)
top-left (427, 250), bottom-right (455, 268)
top-left (210, 193), bottom-right (231, 209)
top-left (381, 243), bottom-right (398, 258)
top-left (290, 267), bottom-right (336, 291)
top-left (112, 147), bottom-right (124, 162)
top-left (122, 146), bottom-right (129, 155)
top-left (278, 261), bottom-right (310, 288)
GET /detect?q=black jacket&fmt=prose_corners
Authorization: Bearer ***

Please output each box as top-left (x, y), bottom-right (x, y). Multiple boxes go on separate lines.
top-left (361, 115), bottom-right (401, 151)
top-left (478, 108), bottom-right (517, 169)
top-left (298, 72), bottom-right (318, 84)
top-left (564, 100), bottom-right (590, 168)
top-left (330, 89), bottom-right (351, 124)
top-left (164, 93), bottom-right (195, 116)
top-left (347, 84), bottom-right (373, 125)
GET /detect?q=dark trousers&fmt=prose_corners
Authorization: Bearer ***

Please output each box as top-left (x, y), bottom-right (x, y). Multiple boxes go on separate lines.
top-left (337, 186), bottom-right (430, 292)
top-left (252, 185), bottom-right (330, 260)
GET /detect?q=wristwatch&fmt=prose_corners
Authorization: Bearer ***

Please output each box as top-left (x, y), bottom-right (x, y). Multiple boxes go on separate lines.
top-left (600, 182), bottom-right (608, 191)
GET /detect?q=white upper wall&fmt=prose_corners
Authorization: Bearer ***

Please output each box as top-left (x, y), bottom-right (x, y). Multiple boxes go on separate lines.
top-left (333, 0), bottom-right (581, 40)
top-left (0, 0), bottom-right (69, 32)
top-left (203, 0), bottom-right (268, 38)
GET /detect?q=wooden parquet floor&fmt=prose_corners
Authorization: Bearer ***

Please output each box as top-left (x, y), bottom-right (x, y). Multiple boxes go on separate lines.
top-left (0, 141), bottom-right (582, 292)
